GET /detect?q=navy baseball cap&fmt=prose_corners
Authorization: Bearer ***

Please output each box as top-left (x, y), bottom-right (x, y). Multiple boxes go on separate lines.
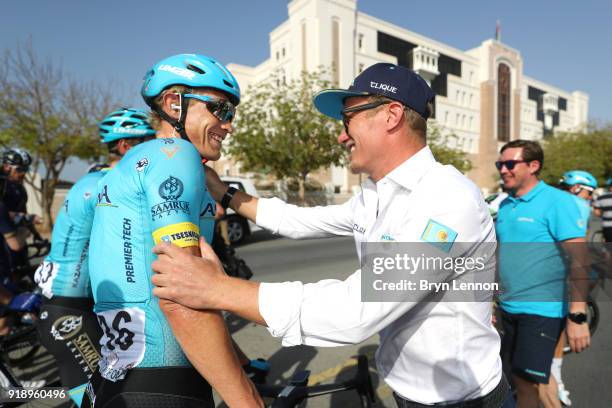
top-left (313, 63), bottom-right (435, 120)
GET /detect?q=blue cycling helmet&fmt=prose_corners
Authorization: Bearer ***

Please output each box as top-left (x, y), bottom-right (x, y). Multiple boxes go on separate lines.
top-left (99, 108), bottom-right (156, 143)
top-left (606, 178), bottom-right (612, 187)
top-left (141, 54), bottom-right (240, 141)
top-left (560, 170), bottom-right (598, 189)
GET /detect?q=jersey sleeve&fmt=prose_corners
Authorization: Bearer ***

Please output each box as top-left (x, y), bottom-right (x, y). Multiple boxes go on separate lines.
top-left (0, 202), bottom-right (16, 237)
top-left (549, 191), bottom-right (587, 241)
top-left (140, 140), bottom-right (205, 248)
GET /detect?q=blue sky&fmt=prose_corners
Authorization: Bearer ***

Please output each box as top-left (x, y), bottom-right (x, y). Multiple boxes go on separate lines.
top-left (2, 0), bottom-right (610, 179)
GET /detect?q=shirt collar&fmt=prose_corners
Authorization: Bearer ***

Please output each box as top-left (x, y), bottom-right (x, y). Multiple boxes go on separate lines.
top-left (384, 145), bottom-right (436, 191)
top-left (361, 145), bottom-right (436, 197)
top-left (512, 180), bottom-right (546, 202)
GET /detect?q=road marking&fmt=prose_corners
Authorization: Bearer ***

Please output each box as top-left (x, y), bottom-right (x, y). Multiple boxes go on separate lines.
top-left (306, 350), bottom-right (393, 401)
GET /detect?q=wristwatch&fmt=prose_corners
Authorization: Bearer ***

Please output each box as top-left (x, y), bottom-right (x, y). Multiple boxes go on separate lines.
top-left (567, 312), bottom-right (587, 324)
top-left (221, 186), bottom-right (238, 210)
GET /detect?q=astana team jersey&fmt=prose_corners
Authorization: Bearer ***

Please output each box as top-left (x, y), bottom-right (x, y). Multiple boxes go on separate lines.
top-left (35, 170), bottom-right (108, 299)
top-left (88, 138), bottom-right (216, 382)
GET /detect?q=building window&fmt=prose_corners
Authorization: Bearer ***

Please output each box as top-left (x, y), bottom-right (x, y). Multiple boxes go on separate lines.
top-left (444, 111), bottom-right (449, 124)
top-left (497, 63), bottom-right (511, 142)
top-left (456, 90), bottom-right (460, 102)
top-left (469, 93), bottom-right (473, 107)
top-left (282, 47), bottom-right (286, 57)
top-left (276, 51), bottom-right (279, 61)
top-left (358, 63), bottom-right (364, 73)
top-left (358, 33), bottom-right (364, 51)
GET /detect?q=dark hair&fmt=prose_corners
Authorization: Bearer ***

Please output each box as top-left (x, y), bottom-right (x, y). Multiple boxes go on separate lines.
top-left (500, 140), bottom-right (544, 175)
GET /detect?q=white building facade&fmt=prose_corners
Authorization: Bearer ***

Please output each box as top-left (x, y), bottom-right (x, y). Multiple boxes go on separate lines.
top-left (222, 0), bottom-right (589, 192)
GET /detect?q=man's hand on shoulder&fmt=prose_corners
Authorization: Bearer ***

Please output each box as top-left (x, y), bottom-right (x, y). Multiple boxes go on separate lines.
top-left (152, 237), bottom-right (227, 310)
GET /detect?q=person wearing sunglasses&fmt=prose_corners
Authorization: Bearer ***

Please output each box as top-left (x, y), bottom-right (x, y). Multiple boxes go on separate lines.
top-left (495, 140), bottom-right (590, 408)
top-left (151, 63), bottom-right (514, 407)
top-left (83, 54), bottom-right (262, 408)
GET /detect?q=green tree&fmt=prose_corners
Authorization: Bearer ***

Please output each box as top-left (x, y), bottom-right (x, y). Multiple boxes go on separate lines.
top-left (0, 43), bottom-right (117, 229)
top-left (539, 124), bottom-right (612, 186)
top-left (427, 122), bottom-right (474, 173)
top-left (227, 69), bottom-right (345, 204)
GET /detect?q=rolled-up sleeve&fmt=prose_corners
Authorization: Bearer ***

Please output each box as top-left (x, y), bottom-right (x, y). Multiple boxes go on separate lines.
top-left (256, 197), bottom-right (355, 239)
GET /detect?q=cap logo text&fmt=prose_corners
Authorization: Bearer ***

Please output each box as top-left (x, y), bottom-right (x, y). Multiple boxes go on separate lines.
top-left (370, 81), bottom-right (397, 93)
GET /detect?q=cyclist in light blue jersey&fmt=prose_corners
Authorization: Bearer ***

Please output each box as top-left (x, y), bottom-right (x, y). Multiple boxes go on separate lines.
top-left (34, 108), bottom-right (155, 407)
top-left (552, 169), bottom-right (598, 406)
top-left (83, 54), bottom-right (261, 408)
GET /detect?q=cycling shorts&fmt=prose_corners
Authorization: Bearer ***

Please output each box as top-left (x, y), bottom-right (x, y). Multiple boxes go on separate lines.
top-left (37, 296), bottom-right (102, 388)
top-left (81, 366), bottom-right (214, 408)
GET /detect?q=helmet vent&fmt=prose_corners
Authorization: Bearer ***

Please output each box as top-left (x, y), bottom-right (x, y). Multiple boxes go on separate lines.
top-left (122, 121), bottom-right (137, 128)
top-left (132, 113), bottom-right (147, 121)
top-left (186, 64), bottom-right (206, 75)
top-left (223, 79), bottom-right (234, 88)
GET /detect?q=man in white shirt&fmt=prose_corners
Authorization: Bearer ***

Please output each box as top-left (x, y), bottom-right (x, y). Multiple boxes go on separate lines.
top-left (151, 63), bottom-right (512, 407)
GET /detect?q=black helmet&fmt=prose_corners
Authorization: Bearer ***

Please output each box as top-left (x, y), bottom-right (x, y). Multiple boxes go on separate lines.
top-left (3, 148), bottom-right (32, 168)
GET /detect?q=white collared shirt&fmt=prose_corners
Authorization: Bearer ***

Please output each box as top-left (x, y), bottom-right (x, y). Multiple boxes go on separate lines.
top-left (256, 146), bottom-right (501, 404)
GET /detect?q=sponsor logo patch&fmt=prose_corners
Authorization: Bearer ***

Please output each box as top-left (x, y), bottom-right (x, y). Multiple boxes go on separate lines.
top-left (150, 176), bottom-right (190, 220)
top-left (135, 158), bottom-right (149, 172)
top-left (96, 185), bottom-right (118, 208)
top-left (152, 222), bottom-right (200, 247)
top-left (51, 315), bottom-right (83, 341)
top-left (160, 146), bottom-right (179, 159)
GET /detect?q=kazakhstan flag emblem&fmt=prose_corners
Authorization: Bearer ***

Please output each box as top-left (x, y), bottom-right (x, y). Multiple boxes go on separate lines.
top-left (420, 219), bottom-right (458, 252)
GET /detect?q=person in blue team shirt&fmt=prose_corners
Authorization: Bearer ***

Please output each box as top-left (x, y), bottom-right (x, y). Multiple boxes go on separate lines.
top-left (83, 54), bottom-right (261, 408)
top-left (552, 170), bottom-right (598, 406)
top-left (495, 141), bottom-right (590, 408)
top-left (34, 108), bottom-right (155, 406)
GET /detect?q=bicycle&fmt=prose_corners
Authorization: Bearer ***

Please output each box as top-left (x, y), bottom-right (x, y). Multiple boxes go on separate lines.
top-left (255, 354), bottom-right (376, 408)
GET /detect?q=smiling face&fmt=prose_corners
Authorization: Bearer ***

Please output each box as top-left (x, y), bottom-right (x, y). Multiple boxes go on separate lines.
top-left (498, 147), bottom-right (540, 195)
top-left (338, 96), bottom-right (388, 176)
top-left (181, 88), bottom-right (234, 161)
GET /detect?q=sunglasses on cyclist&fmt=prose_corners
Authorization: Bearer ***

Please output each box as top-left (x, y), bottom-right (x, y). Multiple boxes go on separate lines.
top-left (341, 100), bottom-right (392, 133)
top-left (12, 165), bottom-right (29, 173)
top-left (495, 160), bottom-right (527, 171)
top-left (183, 94), bottom-right (236, 123)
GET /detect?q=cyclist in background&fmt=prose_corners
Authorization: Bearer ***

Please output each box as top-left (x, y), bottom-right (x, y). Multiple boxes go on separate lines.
top-left (553, 170), bottom-right (598, 406)
top-left (83, 54), bottom-right (261, 408)
top-left (34, 108), bottom-right (155, 406)
top-left (1, 148), bottom-right (36, 275)
top-left (1, 148), bottom-right (31, 214)
top-left (593, 178), bottom-right (612, 242)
